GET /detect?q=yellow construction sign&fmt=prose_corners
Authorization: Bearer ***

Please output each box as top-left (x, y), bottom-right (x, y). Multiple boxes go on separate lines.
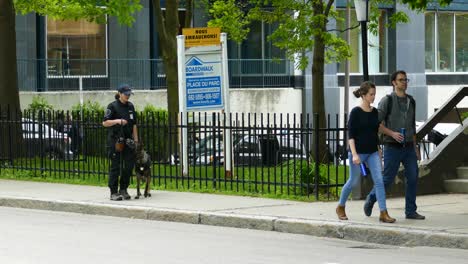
top-left (182, 27), bottom-right (221, 47)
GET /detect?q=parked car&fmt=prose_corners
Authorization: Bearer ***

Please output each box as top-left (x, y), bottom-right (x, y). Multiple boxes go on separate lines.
top-left (21, 118), bottom-right (74, 160)
top-left (186, 131), bottom-right (307, 166)
top-left (234, 133), bottom-right (307, 166)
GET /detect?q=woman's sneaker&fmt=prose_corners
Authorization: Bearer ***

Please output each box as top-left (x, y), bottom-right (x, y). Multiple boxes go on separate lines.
top-left (110, 193), bottom-right (123, 201)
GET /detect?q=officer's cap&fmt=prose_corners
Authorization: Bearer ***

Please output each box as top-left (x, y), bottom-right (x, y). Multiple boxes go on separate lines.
top-left (117, 84), bottom-right (134, 96)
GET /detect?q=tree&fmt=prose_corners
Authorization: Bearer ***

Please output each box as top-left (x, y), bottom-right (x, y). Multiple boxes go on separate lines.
top-left (0, 0), bottom-right (141, 158)
top-left (152, 0), bottom-right (193, 160)
top-left (0, 0), bottom-right (142, 112)
top-left (206, 0), bottom-right (453, 163)
top-left (152, 0), bottom-right (194, 115)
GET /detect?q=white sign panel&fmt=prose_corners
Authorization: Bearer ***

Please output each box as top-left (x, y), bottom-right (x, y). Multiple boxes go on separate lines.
top-left (185, 54), bottom-right (223, 110)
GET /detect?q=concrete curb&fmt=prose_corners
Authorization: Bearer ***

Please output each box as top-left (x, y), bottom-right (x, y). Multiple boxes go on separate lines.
top-left (1, 196), bottom-right (468, 250)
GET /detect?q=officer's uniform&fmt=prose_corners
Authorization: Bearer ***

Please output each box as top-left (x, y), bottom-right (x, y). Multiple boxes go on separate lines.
top-left (103, 99), bottom-right (137, 195)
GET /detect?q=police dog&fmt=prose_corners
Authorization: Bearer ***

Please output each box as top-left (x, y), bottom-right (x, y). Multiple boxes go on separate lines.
top-left (134, 142), bottom-right (152, 199)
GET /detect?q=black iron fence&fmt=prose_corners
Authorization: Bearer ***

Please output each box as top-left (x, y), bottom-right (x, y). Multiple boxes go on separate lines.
top-left (0, 107), bottom-right (351, 199)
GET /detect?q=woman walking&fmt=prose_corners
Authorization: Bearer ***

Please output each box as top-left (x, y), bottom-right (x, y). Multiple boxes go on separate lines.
top-left (336, 81), bottom-right (395, 223)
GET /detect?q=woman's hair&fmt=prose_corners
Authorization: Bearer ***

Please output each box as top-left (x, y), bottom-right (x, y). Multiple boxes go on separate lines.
top-left (352, 81), bottom-right (376, 98)
top-left (114, 92), bottom-right (120, 100)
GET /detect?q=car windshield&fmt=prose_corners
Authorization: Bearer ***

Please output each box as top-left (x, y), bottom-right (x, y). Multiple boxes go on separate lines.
top-left (190, 133), bottom-right (245, 154)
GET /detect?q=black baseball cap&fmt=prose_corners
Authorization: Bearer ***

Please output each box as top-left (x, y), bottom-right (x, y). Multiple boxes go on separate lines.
top-left (117, 84), bottom-right (134, 96)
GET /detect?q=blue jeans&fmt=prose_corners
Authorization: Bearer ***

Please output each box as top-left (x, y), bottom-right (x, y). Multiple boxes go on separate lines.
top-left (366, 145), bottom-right (419, 216)
top-left (339, 151), bottom-right (387, 211)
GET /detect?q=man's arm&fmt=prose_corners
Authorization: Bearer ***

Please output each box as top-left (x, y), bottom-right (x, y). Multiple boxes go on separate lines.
top-left (379, 123), bottom-right (403, 142)
top-left (377, 96), bottom-right (404, 143)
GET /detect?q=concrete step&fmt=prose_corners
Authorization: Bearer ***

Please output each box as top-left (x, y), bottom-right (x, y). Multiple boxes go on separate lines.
top-left (444, 179), bottom-right (468, 194)
top-left (456, 167), bottom-right (468, 179)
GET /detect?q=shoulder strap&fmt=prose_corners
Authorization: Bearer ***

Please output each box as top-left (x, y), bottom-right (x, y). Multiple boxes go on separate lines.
top-left (407, 94), bottom-right (416, 107)
top-left (385, 94), bottom-right (392, 123)
top-left (407, 94), bottom-right (416, 122)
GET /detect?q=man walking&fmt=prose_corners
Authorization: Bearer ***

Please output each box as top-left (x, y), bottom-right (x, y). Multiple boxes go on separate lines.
top-left (363, 70), bottom-right (425, 220)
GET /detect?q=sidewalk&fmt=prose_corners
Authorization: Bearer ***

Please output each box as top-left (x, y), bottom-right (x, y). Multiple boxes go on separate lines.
top-left (0, 179), bottom-right (467, 249)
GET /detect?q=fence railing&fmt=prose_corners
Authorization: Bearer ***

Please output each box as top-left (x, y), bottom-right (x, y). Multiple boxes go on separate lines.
top-left (0, 109), bottom-right (349, 200)
top-left (17, 58), bottom-right (298, 92)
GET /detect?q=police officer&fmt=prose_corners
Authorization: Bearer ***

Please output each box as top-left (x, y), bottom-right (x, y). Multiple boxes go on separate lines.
top-left (102, 84), bottom-right (138, 201)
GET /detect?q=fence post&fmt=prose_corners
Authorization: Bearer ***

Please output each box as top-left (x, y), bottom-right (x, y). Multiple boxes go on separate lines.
top-left (212, 113), bottom-right (217, 189)
top-left (38, 110), bottom-right (45, 173)
top-left (314, 113), bottom-right (319, 200)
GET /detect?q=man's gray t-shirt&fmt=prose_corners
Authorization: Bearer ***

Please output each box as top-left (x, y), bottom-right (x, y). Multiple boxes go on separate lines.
top-left (378, 92), bottom-right (416, 144)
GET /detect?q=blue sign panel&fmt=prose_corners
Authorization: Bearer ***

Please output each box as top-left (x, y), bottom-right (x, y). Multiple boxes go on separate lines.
top-left (185, 55), bottom-right (223, 110)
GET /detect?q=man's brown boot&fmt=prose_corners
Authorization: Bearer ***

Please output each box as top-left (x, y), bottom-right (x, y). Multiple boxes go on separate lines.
top-left (379, 210), bottom-right (396, 223)
top-left (336, 205), bottom-right (348, 220)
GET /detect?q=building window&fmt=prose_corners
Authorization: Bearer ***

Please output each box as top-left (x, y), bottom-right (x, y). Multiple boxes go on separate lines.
top-left (46, 18), bottom-right (107, 76)
top-left (336, 9), bottom-right (388, 74)
top-left (228, 20), bottom-right (288, 75)
top-left (425, 12), bottom-right (468, 73)
top-left (456, 13), bottom-right (468, 72)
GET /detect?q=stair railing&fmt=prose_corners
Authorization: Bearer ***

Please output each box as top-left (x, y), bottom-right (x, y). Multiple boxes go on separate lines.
top-left (416, 86), bottom-right (468, 160)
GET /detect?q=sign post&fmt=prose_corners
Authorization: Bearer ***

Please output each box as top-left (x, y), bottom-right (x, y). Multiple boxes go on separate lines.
top-left (177, 28), bottom-right (231, 177)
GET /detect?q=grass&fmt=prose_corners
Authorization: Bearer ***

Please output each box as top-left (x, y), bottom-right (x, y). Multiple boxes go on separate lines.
top-left (0, 156), bottom-right (349, 202)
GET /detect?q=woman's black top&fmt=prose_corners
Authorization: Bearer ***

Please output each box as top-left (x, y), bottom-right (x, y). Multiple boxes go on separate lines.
top-left (348, 106), bottom-right (379, 154)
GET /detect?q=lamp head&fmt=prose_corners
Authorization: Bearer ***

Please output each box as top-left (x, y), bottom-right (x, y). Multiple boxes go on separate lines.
top-left (354, 0), bottom-right (370, 22)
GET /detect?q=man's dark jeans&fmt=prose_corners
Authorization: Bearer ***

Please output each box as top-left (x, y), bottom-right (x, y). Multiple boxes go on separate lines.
top-left (366, 144), bottom-right (419, 216)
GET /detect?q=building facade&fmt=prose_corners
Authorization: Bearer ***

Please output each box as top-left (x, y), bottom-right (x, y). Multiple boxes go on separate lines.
top-left (15, 1), bottom-right (468, 120)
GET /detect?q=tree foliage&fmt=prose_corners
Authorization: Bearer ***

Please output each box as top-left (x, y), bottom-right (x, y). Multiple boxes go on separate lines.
top-left (401, 0), bottom-right (452, 10)
top-left (206, 0), bottom-right (418, 69)
top-left (13, 0), bottom-right (142, 25)
top-left (205, 0), bottom-right (453, 163)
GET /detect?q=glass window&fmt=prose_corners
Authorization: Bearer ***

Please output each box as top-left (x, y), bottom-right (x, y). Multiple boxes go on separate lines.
top-left (425, 12), bottom-right (467, 73)
top-left (228, 20), bottom-right (287, 75)
top-left (337, 9), bottom-right (360, 73)
top-left (47, 18), bottom-right (107, 76)
top-left (425, 13), bottom-right (436, 72)
top-left (336, 9), bottom-right (387, 74)
top-left (456, 13), bottom-right (468, 72)
top-left (264, 22), bottom-right (287, 74)
top-left (242, 22), bottom-right (262, 60)
top-left (438, 13), bottom-right (454, 72)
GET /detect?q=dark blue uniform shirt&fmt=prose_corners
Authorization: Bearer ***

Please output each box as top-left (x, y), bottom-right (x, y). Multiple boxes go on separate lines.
top-left (103, 100), bottom-right (137, 142)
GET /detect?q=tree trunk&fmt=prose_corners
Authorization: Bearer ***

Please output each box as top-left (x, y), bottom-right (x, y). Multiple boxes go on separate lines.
top-left (0, 0), bottom-right (20, 111)
top-left (311, 2), bottom-right (329, 164)
top-left (152, 0), bottom-right (188, 160)
top-left (0, 0), bottom-right (22, 160)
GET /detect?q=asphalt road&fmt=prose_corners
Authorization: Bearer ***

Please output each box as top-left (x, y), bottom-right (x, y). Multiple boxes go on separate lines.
top-left (1, 206), bottom-right (467, 264)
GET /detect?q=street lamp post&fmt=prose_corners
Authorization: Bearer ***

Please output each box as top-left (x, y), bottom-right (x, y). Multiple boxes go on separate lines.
top-left (354, 0), bottom-right (370, 81)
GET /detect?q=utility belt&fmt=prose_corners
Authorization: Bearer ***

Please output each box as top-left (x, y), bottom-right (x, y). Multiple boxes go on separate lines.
top-left (384, 142), bottom-right (414, 149)
top-left (114, 137), bottom-right (136, 152)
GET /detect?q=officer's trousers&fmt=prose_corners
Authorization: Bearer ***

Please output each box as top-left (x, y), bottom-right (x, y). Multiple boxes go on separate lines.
top-left (108, 147), bottom-right (135, 194)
